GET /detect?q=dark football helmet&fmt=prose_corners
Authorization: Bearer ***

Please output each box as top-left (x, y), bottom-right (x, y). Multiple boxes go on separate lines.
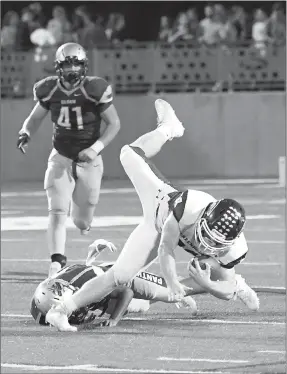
top-left (194, 198), bottom-right (246, 256)
top-left (55, 42), bottom-right (88, 86)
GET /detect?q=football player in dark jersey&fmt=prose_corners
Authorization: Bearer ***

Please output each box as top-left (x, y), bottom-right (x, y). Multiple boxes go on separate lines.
top-left (45, 99), bottom-right (259, 332)
top-left (17, 43), bottom-right (121, 278)
top-left (31, 238), bottom-right (259, 330)
top-left (30, 239), bottom-right (198, 329)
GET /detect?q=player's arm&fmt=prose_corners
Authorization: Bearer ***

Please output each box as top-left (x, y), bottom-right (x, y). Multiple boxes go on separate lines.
top-left (186, 257), bottom-right (237, 300)
top-left (97, 104), bottom-right (121, 150)
top-left (100, 286), bottom-right (134, 327)
top-left (89, 79), bottom-right (121, 154)
top-left (78, 79), bottom-right (120, 162)
top-left (17, 79), bottom-right (50, 154)
top-left (17, 102), bottom-right (49, 153)
top-left (158, 212), bottom-right (191, 301)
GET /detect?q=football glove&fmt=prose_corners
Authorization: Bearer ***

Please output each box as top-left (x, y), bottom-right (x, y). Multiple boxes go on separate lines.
top-left (17, 131), bottom-right (30, 154)
top-left (86, 239), bottom-right (117, 266)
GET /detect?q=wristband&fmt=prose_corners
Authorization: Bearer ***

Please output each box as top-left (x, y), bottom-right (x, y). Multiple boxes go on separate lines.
top-left (19, 128), bottom-right (30, 137)
top-left (90, 140), bottom-right (104, 154)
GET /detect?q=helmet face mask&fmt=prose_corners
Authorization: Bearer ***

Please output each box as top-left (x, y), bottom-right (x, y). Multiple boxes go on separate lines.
top-left (31, 279), bottom-right (76, 318)
top-left (55, 43), bottom-right (88, 87)
top-left (194, 199), bottom-right (246, 256)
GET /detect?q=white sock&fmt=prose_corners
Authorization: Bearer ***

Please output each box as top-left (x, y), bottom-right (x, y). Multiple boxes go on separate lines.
top-left (130, 128), bottom-right (170, 158)
top-left (47, 213), bottom-right (67, 256)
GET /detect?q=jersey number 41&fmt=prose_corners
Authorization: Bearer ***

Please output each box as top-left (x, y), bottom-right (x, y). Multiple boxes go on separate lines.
top-left (58, 106), bottom-right (84, 130)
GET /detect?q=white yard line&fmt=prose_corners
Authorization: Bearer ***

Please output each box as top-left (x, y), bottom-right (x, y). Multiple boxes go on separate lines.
top-left (257, 351), bottom-right (285, 354)
top-left (0, 363), bottom-right (225, 374)
top-left (0, 215), bottom-right (283, 232)
top-left (158, 358), bottom-right (248, 363)
top-left (1, 314), bottom-right (285, 326)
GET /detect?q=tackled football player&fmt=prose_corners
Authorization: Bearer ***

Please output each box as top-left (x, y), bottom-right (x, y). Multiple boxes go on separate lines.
top-left (45, 99), bottom-right (259, 331)
top-left (17, 43), bottom-right (121, 277)
top-left (30, 239), bottom-right (198, 327)
top-left (31, 239), bottom-right (261, 328)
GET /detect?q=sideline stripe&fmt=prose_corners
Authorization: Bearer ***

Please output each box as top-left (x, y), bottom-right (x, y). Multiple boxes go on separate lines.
top-left (258, 351), bottom-right (285, 354)
top-left (0, 364), bottom-right (225, 374)
top-left (0, 258), bottom-right (283, 266)
top-left (1, 179), bottom-right (281, 198)
top-left (0, 215), bottom-right (282, 232)
top-left (1, 314), bottom-right (285, 325)
top-left (158, 358), bottom-right (248, 363)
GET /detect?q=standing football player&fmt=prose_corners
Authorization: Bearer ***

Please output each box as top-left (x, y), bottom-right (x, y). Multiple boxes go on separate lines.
top-left (45, 99), bottom-right (259, 331)
top-left (17, 43), bottom-right (121, 277)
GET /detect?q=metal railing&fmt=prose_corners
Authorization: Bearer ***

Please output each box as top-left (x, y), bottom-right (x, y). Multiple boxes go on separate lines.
top-left (1, 43), bottom-right (286, 98)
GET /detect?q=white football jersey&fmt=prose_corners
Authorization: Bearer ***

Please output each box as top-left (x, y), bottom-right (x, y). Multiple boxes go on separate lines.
top-left (156, 189), bottom-right (248, 268)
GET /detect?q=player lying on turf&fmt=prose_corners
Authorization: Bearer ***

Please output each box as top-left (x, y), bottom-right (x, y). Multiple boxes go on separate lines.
top-left (31, 239), bottom-right (197, 327)
top-left (17, 42), bottom-right (121, 278)
top-left (45, 99), bottom-right (260, 331)
top-left (31, 239), bottom-right (258, 327)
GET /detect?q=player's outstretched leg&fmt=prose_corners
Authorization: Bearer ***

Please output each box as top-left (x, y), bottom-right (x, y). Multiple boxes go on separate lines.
top-left (119, 99), bottom-right (184, 220)
top-left (45, 152), bottom-right (75, 277)
top-left (71, 156), bottom-right (104, 235)
top-left (130, 99), bottom-right (185, 159)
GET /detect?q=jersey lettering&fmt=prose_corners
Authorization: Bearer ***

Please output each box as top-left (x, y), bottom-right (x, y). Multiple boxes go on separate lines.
top-left (57, 106), bottom-right (84, 130)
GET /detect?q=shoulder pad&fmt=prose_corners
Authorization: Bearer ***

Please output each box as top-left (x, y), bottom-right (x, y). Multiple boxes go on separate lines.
top-left (83, 76), bottom-right (113, 104)
top-left (33, 76), bottom-right (58, 101)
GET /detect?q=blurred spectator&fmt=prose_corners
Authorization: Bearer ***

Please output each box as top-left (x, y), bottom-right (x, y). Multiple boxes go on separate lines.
top-left (229, 5), bottom-right (248, 42)
top-left (213, 4), bottom-right (236, 44)
top-left (252, 8), bottom-right (270, 56)
top-left (47, 6), bottom-right (72, 45)
top-left (30, 28), bottom-right (56, 48)
top-left (14, 7), bottom-right (36, 50)
top-left (168, 12), bottom-right (190, 43)
top-left (267, 3), bottom-right (286, 45)
top-left (157, 16), bottom-right (172, 42)
top-left (198, 4), bottom-right (221, 45)
top-left (105, 13), bottom-right (126, 43)
top-left (29, 2), bottom-right (46, 29)
top-left (73, 6), bottom-right (108, 49)
top-left (1, 11), bottom-right (20, 50)
top-left (186, 8), bottom-right (200, 42)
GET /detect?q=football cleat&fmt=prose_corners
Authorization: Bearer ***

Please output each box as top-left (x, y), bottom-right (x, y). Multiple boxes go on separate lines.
top-left (46, 305), bottom-right (77, 332)
top-left (234, 274), bottom-right (260, 311)
top-left (175, 295), bottom-right (198, 315)
top-left (155, 99), bottom-right (185, 140)
top-left (80, 226), bottom-right (91, 236)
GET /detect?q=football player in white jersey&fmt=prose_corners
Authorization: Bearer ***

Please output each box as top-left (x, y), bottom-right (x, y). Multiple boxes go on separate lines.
top-left (46, 99), bottom-right (259, 331)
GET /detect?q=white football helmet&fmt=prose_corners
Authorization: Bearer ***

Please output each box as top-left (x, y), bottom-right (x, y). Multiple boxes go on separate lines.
top-left (30, 278), bottom-right (77, 324)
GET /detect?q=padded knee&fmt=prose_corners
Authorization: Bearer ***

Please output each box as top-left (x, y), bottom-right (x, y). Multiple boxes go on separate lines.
top-left (48, 210), bottom-right (67, 226)
top-left (119, 145), bottom-right (131, 166)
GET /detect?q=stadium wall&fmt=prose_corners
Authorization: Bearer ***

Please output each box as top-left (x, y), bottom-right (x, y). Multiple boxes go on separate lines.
top-left (1, 92), bottom-right (285, 183)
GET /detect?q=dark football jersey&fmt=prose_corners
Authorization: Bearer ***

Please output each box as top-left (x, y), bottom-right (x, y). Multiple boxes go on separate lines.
top-left (33, 76), bottom-right (113, 160)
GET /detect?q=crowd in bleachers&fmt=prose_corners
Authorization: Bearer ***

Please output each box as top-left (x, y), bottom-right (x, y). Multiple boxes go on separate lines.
top-left (158, 3), bottom-right (285, 47)
top-left (1, 3), bottom-right (125, 50)
top-left (1, 1), bottom-right (286, 51)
